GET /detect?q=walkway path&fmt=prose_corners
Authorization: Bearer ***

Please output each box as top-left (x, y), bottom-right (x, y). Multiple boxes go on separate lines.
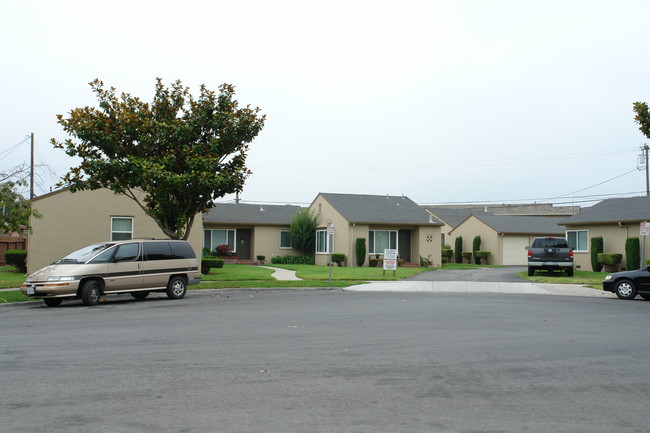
top-left (260, 266), bottom-right (302, 281)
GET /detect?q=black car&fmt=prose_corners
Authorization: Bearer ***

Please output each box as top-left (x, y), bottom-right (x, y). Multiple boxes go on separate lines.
top-left (603, 267), bottom-right (650, 300)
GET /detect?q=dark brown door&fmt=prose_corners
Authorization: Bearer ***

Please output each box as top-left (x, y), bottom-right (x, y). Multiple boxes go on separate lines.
top-left (398, 230), bottom-right (411, 262)
top-left (236, 229), bottom-right (251, 259)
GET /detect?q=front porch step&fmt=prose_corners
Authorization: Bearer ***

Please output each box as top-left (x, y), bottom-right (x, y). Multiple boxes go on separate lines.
top-left (402, 262), bottom-right (420, 268)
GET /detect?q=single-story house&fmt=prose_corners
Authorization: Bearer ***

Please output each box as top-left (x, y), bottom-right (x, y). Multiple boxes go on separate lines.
top-left (449, 214), bottom-right (566, 265)
top-left (560, 196), bottom-right (650, 271)
top-left (309, 193), bottom-right (443, 267)
top-left (425, 207), bottom-right (492, 248)
top-left (202, 203), bottom-right (304, 263)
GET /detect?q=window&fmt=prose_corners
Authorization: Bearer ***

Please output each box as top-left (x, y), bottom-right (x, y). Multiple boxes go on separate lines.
top-left (280, 230), bottom-right (292, 249)
top-left (114, 243), bottom-right (140, 262)
top-left (204, 229), bottom-right (236, 253)
top-left (111, 217), bottom-right (133, 241)
top-left (316, 230), bottom-right (329, 254)
top-left (144, 242), bottom-right (173, 261)
top-left (566, 230), bottom-right (588, 252)
top-left (369, 230), bottom-right (397, 254)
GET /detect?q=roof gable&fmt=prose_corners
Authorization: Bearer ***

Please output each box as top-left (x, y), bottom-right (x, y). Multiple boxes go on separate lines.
top-left (561, 196), bottom-right (650, 225)
top-left (453, 214), bottom-right (565, 235)
top-left (317, 193), bottom-right (442, 225)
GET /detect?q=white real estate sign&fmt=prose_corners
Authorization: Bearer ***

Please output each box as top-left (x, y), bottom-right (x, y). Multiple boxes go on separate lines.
top-left (383, 249), bottom-right (398, 271)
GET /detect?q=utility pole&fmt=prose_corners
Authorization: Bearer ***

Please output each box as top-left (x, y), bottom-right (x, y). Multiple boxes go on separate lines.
top-left (645, 144), bottom-right (649, 196)
top-left (30, 133), bottom-right (34, 200)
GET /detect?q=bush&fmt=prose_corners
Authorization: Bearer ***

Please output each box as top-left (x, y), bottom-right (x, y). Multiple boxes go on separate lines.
top-left (598, 253), bottom-right (623, 272)
top-left (590, 236), bottom-right (603, 272)
top-left (441, 245), bottom-right (453, 263)
top-left (472, 236), bottom-right (481, 264)
top-left (215, 244), bottom-right (235, 257)
top-left (419, 255), bottom-right (433, 268)
top-left (369, 258), bottom-right (381, 267)
top-left (201, 258), bottom-right (224, 274)
top-left (5, 249), bottom-right (27, 273)
top-left (256, 255), bottom-right (265, 264)
top-left (625, 237), bottom-right (641, 270)
top-left (270, 255), bottom-right (315, 265)
top-left (461, 252), bottom-right (473, 263)
top-left (474, 251), bottom-right (491, 265)
top-left (331, 253), bottom-right (346, 267)
top-left (356, 238), bottom-right (366, 267)
top-left (454, 237), bottom-right (463, 264)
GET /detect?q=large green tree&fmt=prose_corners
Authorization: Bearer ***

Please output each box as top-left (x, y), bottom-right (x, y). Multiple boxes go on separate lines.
top-left (633, 101), bottom-right (650, 138)
top-left (288, 210), bottom-right (319, 255)
top-left (53, 79), bottom-right (265, 239)
top-left (0, 180), bottom-right (39, 233)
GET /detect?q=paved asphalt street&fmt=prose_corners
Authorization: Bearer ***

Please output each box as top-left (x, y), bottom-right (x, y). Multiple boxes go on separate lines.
top-left (2, 280), bottom-right (650, 433)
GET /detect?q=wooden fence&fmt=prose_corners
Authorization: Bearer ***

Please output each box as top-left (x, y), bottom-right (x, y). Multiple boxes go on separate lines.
top-left (0, 234), bottom-right (26, 264)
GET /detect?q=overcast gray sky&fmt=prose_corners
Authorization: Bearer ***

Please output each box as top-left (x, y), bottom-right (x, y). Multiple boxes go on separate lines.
top-left (2, 0), bottom-right (650, 207)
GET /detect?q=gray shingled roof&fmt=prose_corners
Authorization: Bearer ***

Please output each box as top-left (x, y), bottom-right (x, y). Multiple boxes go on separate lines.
top-left (462, 214), bottom-right (566, 235)
top-left (561, 196), bottom-right (650, 224)
top-left (425, 207), bottom-right (493, 227)
top-left (318, 193), bottom-right (442, 225)
top-left (203, 203), bottom-right (303, 225)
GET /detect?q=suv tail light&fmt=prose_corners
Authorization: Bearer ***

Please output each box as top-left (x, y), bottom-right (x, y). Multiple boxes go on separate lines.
top-left (569, 250), bottom-right (574, 258)
top-left (528, 249), bottom-right (532, 258)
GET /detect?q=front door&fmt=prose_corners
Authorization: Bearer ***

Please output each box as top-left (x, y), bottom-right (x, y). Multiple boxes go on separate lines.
top-left (237, 229), bottom-right (251, 260)
top-left (398, 230), bottom-right (411, 262)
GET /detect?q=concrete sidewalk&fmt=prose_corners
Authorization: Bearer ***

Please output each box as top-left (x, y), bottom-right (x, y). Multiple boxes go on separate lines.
top-left (259, 266), bottom-right (302, 281)
top-left (345, 281), bottom-right (610, 298)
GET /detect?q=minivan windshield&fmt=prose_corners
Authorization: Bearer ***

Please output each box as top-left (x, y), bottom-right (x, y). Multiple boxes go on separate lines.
top-left (55, 243), bottom-right (114, 264)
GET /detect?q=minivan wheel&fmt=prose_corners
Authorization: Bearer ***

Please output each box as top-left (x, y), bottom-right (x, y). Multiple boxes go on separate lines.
top-left (43, 298), bottom-right (62, 307)
top-left (131, 291), bottom-right (149, 300)
top-left (615, 279), bottom-right (637, 300)
top-left (81, 280), bottom-right (101, 306)
top-left (166, 277), bottom-right (187, 299)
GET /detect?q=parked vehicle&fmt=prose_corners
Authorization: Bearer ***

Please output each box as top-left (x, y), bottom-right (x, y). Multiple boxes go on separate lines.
top-left (21, 239), bottom-right (200, 307)
top-left (526, 237), bottom-right (574, 276)
top-left (603, 267), bottom-right (650, 300)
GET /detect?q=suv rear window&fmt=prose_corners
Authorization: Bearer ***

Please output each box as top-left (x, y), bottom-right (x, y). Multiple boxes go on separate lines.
top-left (532, 238), bottom-right (568, 248)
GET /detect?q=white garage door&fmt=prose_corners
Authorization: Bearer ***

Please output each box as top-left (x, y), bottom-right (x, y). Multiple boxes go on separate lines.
top-left (501, 236), bottom-right (530, 265)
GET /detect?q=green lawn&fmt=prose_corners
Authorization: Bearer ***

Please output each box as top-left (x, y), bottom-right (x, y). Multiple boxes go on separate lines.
top-left (0, 266), bottom-right (26, 289)
top-left (200, 264), bottom-right (276, 281)
top-left (517, 269), bottom-right (607, 289)
top-left (266, 264), bottom-right (430, 280)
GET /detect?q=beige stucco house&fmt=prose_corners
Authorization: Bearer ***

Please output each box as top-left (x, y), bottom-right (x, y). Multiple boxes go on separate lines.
top-left (560, 196), bottom-right (650, 271)
top-left (308, 193), bottom-right (443, 267)
top-left (449, 214), bottom-right (566, 265)
top-left (27, 188), bottom-right (203, 273)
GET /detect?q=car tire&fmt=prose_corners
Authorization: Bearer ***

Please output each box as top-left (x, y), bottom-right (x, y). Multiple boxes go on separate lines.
top-left (166, 277), bottom-right (187, 300)
top-left (528, 267), bottom-right (535, 276)
top-left (566, 268), bottom-right (574, 277)
top-left (43, 298), bottom-right (62, 307)
top-left (131, 291), bottom-right (149, 300)
top-left (81, 280), bottom-right (102, 306)
top-left (615, 279), bottom-right (637, 300)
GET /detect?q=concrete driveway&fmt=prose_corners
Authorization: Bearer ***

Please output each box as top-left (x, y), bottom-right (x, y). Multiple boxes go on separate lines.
top-left (346, 266), bottom-right (611, 298)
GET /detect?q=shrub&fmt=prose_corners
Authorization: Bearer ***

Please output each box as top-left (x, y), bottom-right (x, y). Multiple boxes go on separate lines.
top-left (201, 258), bottom-right (224, 274)
top-left (472, 236), bottom-right (481, 264)
top-left (270, 255), bottom-right (315, 265)
top-left (461, 252), bottom-right (473, 263)
top-left (419, 255), bottom-right (433, 268)
top-left (454, 237), bottom-right (463, 264)
top-left (369, 258), bottom-right (381, 267)
top-left (256, 255), bottom-right (265, 264)
top-left (397, 259), bottom-right (405, 267)
top-left (598, 253), bottom-right (623, 273)
top-left (331, 253), bottom-right (346, 267)
top-left (356, 238), bottom-right (366, 267)
top-left (5, 249), bottom-right (27, 273)
top-left (215, 244), bottom-right (235, 257)
top-left (441, 245), bottom-right (453, 263)
top-left (625, 237), bottom-right (641, 270)
top-left (590, 236), bottom-right (603, 272)
top-left (474, 251), bottom-right (491, 265)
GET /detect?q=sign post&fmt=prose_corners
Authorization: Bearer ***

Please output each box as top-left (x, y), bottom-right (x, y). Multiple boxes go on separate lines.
top-left (327, 222), bottom-right (336, 281)
top-left (641, 222), bottom-right (650, 269)
top-left (383, 248), bottom-right (398, 277)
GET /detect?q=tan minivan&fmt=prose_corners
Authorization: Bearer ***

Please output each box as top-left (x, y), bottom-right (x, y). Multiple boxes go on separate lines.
top-left (21, 239), bottom-right (200, 307)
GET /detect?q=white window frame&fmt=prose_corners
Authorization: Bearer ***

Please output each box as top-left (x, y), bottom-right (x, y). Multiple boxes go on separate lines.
top-left (204, 229), bottom-right (236, 253)
top-left (566, 230), bottom-right (588, 252)
top-left (369, 230), bottom-right (398, 255)
top-left (316, 229), bottom-right (329, 254)
top-left (280, 230), bottom-right (292, 249)
top-left (110, 217), bottom-right (134, 241)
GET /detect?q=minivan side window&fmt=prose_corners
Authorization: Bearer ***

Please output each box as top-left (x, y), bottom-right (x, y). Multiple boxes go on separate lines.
top-left (144, 242), bottom-right (173, 261)
top-left (113, 243), bottom-right (140, 262)
top-left (170, 242), bottom-right (196, 259)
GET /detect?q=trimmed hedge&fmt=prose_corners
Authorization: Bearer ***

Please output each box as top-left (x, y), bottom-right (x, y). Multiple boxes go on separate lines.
top-left (590, 236), bottom-right (603, 272)
top-left (355, 238), bottom-right (366, 267)
top-left (474, 250), bottom-right (491, 265)
top-left (441, 246), bottom-right (453, 263)
top-left (331, 253), bottom-right (346, 267)
top-left (472, 236), bottom-right (482, 264)
top-left (454, 237), bottom-right (463, 264)
top-left (5, 249), bottom-right (27, 273)
top-left (598, 253), bottom-right (622, 272)
top-left (201, 258), bottom-right (224, 274)
top-left (625, 237), bottom-right (641, 270)
top-left (271, 255), bottom-right (315, 265)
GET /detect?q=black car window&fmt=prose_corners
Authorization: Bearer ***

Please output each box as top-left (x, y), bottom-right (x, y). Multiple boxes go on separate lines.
top-left (170, 242), bottom-right (196, 259)
top-left (144, 242), bottom-right (173, 261)
top-left (113, 243), bottom-right (140, 262)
